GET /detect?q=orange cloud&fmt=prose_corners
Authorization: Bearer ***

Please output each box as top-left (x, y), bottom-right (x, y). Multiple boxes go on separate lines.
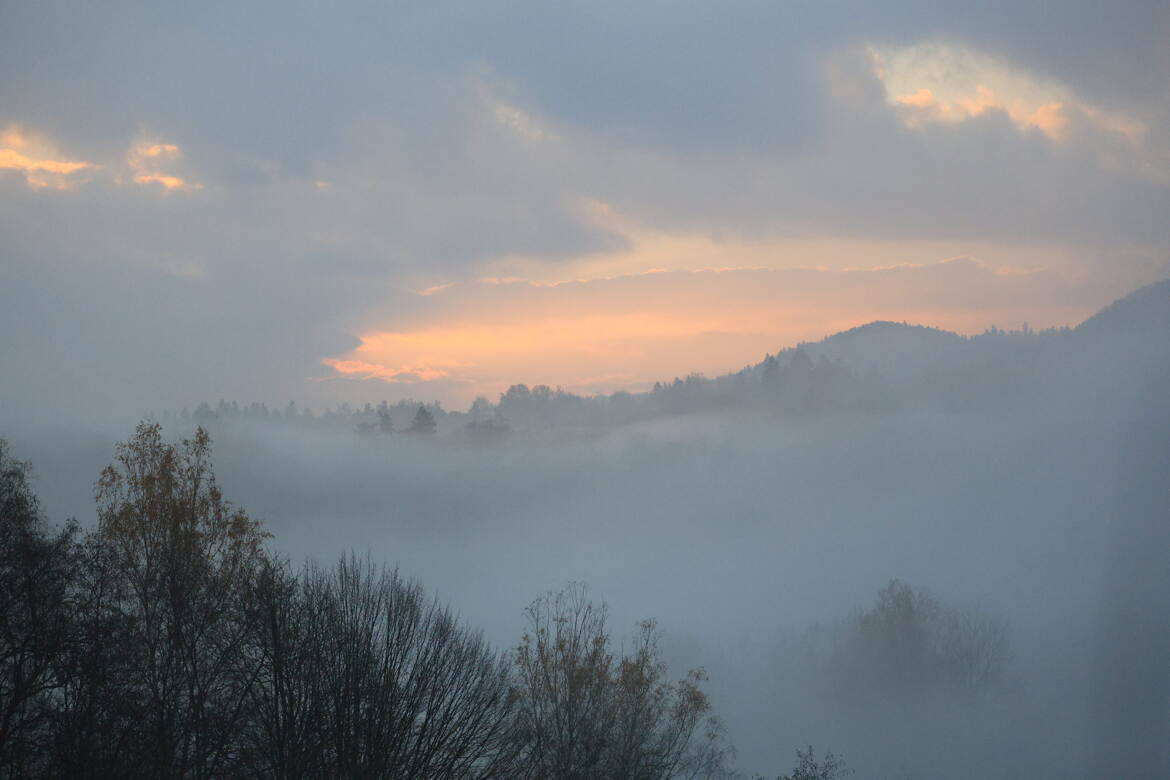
top-left (894, 87), bottom-right (937, 109)
top-left (321, 358), bottom-right (452, 383)
top-left (126, 138), bottom-right (201, 192)
top-left (895, 84), bottom-right (1069, 140)
top-left (0, 125), bottom-right (97, 189)
top-left (0, 124), bottom-right (204, 192)
top-left (133, 173), bottom-right (191, 190)
top-left (135, 143), bottom-right (180, 158)
top-left (875, 42), bottom-right (1143, 146)
top-left (0, 148), bottom-right (91, 175)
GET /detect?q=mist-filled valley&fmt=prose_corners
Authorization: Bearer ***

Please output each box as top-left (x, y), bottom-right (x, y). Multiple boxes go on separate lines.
top-left (7, 3), bottom-right (1170, 775)
top-left (4, 281), bottom-right (1167, 778)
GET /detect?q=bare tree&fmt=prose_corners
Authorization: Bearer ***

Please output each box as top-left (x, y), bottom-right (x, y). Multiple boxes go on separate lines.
top-left (244, 555), bottom-right (520, 778)
top-left (56, 423), bottom-right (271, 778)
top-left (934, 604), bottom-right (1011, 688)
top-left (512, 583), bottom-right (732, 779)
top-left (0, 440), bottom-right (78, 779)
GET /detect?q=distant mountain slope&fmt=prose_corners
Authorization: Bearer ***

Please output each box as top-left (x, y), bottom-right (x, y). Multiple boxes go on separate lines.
top-left (709, 278), bottom-right (1170, 416)
top-left (1075, 278), bottom-right (1170, 339)
top-left (747, 277), bottom-right (1169, 377)
top-left (783, 321), bottom-right (964, 377)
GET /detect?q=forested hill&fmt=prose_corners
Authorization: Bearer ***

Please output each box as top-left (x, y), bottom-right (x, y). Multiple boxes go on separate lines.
top-left (168, 279), bottom-right (1170, 437)
top-left (1074, 278), bottom-right (1170, 339)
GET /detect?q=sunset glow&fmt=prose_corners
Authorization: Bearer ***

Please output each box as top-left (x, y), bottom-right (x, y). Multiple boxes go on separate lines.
top-left (322, 259), bottom-right (1113, 402)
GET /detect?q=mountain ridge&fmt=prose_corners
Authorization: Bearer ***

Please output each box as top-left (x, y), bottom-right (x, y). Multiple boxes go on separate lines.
top-left (166, 278), bottom-right (1170, 432)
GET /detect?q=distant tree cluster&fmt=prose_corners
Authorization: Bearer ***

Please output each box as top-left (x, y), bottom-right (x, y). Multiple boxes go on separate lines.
top-left (163, 398), bottom-right (450, 437)
top-left (806, 579), bottom-right (1011, 696)
top-left (0, 427), bottom-right (732, 779)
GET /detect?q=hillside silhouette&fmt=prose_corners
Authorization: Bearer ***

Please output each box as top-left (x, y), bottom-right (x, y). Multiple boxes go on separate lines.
top-left (169, 279), bottom-right (1170, 437)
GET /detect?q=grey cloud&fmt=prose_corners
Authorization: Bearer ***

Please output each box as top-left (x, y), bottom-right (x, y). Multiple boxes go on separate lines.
top-left (563, 59), bottom-right (1170, 247)
top-left (853, 0), bottom-right (1170, 114)
top-left (1, 0), bottom-right (1168, 418)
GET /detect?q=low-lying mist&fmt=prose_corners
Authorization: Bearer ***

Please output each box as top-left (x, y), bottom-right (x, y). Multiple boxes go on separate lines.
top-left (4, 281), bottom-right (1167, 777)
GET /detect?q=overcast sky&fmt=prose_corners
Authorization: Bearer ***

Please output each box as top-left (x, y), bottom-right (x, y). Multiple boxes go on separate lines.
top-left (3, 0), bottom-right (1168, 417)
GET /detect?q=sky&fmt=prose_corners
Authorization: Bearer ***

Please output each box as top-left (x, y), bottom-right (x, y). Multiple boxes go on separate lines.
top-left (2, 0), bottom-right (1168, 416)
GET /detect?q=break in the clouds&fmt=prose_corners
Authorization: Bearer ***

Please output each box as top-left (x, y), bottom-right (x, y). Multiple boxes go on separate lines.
top-left (874, 42), bottom-right (1148, 144)
top-left (321, 258), bottom-right (1116, 404)
top-left (1, 0), bottom-right (1168, 416)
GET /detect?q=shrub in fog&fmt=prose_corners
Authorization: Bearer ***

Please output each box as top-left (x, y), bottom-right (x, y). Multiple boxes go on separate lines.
top-left (830, 579), bottom-right (1010, 693)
